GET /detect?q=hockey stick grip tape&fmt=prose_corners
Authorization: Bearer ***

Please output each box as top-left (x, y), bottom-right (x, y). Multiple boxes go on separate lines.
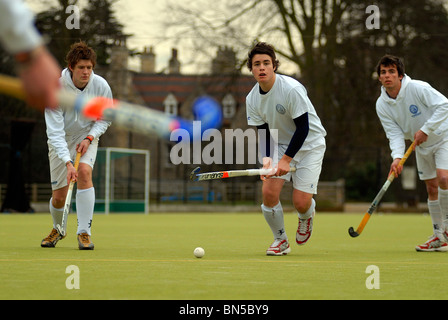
top-left (253, 167), bottom-right (297, 176)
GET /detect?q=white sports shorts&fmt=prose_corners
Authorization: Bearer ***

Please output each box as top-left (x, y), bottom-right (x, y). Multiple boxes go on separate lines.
top-left (271, 144), bottom-right (326, 194)
top-left (48, 133), bottom-right (99, 190)
top-left (416, 138), bottom-right (448, 181)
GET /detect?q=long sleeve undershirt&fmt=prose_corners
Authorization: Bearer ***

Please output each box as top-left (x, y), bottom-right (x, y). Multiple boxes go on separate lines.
top-left (257, 112), bottom-right (309, 159)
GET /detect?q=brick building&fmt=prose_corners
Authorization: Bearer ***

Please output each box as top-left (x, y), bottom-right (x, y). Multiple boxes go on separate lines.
top-left (97, 40), bottom-right (257, 196)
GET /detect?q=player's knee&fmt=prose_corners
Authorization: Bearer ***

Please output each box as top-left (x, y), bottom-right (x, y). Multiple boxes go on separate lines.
top-left (262, 190), bottom-right (280, 207)
top-left (438, 175), bottom-right (448, 189)
top-left (293, 198), bottom-right (312, 214)
top-left (52, 195), bottom-right (66, 208)
top-left (294, 202), bottom-right (309, 214)
top-left (77, 166), bottom-right (92, 186)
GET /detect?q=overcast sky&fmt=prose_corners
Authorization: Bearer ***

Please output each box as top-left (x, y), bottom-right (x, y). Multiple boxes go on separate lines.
top-left (27, 0), bottom-right (448, 75)
top-left (25, 0), bottom-right (190, 73)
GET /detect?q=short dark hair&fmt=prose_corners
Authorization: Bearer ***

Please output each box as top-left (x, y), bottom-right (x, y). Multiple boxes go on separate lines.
top-left (65, 41), bottom-right (97, 70)
top-left (376, 54), bottom-right (405, 77)
top-left (247, 42), bottom-right (280, 72)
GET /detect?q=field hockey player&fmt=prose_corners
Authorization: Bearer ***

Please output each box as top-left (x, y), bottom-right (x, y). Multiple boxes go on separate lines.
top-left (376, 54), bottom-right (448, 252)
top-left (246, 42), bottom-right (327, 256)
top-left (41, 41), bottom-right (112, 250)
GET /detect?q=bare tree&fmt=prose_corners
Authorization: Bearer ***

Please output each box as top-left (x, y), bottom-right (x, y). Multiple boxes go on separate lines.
top-left (164, 0), bottom-right (448, 200)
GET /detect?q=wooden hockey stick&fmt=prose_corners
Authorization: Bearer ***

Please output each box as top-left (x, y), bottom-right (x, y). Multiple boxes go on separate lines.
top-left (348, 141), bottom-right (416, 237)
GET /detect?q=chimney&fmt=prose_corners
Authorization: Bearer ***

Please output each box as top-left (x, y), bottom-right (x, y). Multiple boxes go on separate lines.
top-left (169, 48), bottom-right (181, 74)
top-left (140, 46), bottom-right (156, 73)
top-left (110, 38), bottom-right (128, 70)
top-left (211, 46), bottom-right (238, 74)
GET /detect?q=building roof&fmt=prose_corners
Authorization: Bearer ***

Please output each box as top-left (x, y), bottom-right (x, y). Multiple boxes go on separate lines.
top-left (131, 72), bottom-right (256, 112)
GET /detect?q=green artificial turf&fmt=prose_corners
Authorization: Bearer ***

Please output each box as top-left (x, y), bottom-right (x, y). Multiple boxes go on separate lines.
top-left (1, 212), bottom-right (447, 300)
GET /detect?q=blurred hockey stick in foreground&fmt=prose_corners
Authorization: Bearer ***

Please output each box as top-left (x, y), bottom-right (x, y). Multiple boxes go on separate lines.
top-left (0, 74), bottom-right (222, 140)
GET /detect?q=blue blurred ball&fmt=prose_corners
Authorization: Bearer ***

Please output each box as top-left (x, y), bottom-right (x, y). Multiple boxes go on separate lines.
top-left (176, 96), bottom-right (222, 141)
top-left (192, 96), bottom-right (222, 131)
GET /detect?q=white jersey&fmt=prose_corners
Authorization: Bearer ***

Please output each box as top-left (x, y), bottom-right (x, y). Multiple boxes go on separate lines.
top-left (45, 68), bottom-right (112, 164)
top-left (246, 74), bottom-right (326, 159)
top-left (0, 0), bottom-right (42, 54)
top-left (376, 74), bottom-right (448, 159)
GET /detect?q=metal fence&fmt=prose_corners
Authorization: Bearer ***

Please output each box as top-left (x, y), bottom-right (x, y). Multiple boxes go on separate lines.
top-left (0, 178), bottom-right (345, 212)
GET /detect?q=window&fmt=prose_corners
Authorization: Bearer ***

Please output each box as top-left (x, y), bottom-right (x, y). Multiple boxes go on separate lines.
top-left (222, 93), bottom-right (236, 118)
top-left (164, 93), bottom-right (178, 115)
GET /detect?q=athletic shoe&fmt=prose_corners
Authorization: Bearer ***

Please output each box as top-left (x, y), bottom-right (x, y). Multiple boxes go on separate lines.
top-left (415, 235), bottom-right (448, 252)
top-left (266, 239), bottom-right (291, 256)
top-left (443, 229), bottom-right (448, 243)
top-left (78, 233), bottom-right (95, 250)
top-left (296, 210), bottom-right (315, 245)
top-left (41, 228), bottom-right (65, 247)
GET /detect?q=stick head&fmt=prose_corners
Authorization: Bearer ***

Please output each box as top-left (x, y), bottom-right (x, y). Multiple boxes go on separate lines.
top-left (81, 96), bottom-right (115, 120)
top-left (190, 167), bottom-right (201, 181)
top-left (193, 96), bottom-right (222, 132)
top-left (348, 227), bottom-right (360, 238)
top-left (175, 96), bottom-right (222, 141)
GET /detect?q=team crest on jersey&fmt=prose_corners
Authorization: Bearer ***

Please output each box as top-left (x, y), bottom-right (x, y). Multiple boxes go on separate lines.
top-left (409, 105), bottom-right (421, 117)
top-left (276, 104), bottom-right (286, 114)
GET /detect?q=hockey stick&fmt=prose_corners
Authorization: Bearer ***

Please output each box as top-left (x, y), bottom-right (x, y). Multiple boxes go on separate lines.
top-left (190, 166), bottom-right (297, 181)
top-left (348, 141), bottom-right (416, 237)
top-left (0, 74), bottom-right (222, 140)
top-left (56, 151), bottom-right (81, 237)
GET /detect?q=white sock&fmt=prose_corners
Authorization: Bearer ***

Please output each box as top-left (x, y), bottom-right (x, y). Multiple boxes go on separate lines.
top-left (49, 197), bottom-right (63, 229)
top-left (298, 198), bottom-right (316, 220)
top-left (439, 187), bottom-right (448, 230)
top-left (261, 202), bottom-right (287, 240)
top-left (428, 199), bottom-right (443, 238)
top-left (76, 187), bottom-right (95, 235)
